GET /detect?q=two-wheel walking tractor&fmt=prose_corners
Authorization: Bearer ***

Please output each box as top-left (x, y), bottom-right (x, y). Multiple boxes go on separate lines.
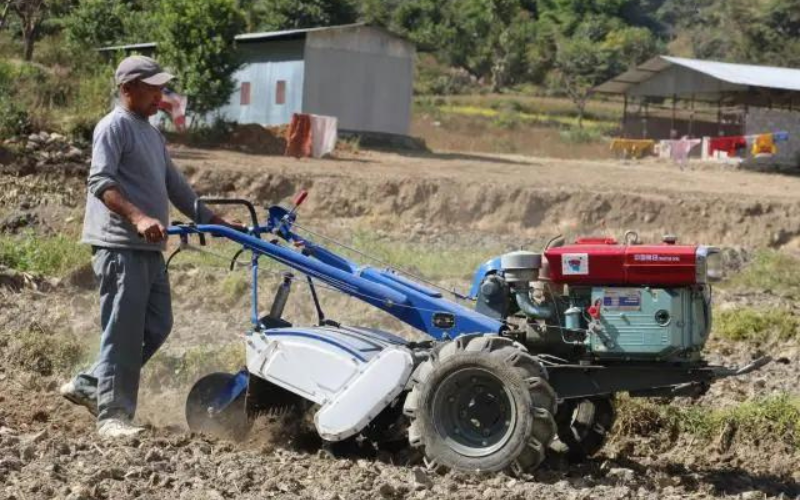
top-left (168, 193), bottom-right (769, 474)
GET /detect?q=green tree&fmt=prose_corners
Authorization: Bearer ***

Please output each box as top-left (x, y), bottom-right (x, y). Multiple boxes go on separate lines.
top-left (251, 0), bottom-right (358, 31)
top-left (550, 37), bottom-right (612, 128)
top-left (64, 0), bottom-right (126, 48)
top-left (392, 0), bottom-right (452, 52)
top-left (604, 26), bottom-right (659, 72)
top-left (156, 0), bottom-right (246, 119)
top-left (446, 0), bottom-right (536, 90)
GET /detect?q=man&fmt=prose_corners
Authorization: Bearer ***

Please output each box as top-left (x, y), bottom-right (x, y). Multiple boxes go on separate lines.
top-left (60, 55), bottom-right (237, 438)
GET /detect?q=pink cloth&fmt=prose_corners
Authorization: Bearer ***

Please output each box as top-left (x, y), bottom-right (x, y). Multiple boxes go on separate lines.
top-left (158, 88), bottom-right (188, 132)
top-left (670, 138), bottom-right (702, 166)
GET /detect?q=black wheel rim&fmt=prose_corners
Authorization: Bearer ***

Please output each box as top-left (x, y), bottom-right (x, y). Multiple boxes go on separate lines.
top-left (432, 367), bottom-right (517, 457)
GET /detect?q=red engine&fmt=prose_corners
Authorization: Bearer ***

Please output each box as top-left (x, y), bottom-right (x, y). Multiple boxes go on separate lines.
top-left (544, 237), bottom-right (720, 287)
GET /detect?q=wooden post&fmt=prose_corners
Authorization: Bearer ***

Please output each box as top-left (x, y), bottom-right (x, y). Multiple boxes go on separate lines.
top-left (621, 94), bottom-right (628, 138)
top-left (671, 94), bottom-right (677, 134)
top-left (688, 94), bottom-right (695, 137)
top-left (643, 99), bottom-right (649, 139)
top-left (717, 98), bottom-right (723, 136)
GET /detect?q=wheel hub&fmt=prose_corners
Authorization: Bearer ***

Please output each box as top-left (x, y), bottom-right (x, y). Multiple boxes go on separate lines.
top-left (433, 368), bottom-right (517, 457)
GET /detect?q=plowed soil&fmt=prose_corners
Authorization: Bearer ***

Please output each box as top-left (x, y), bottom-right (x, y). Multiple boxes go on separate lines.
top-left (1, 146), bottom-right (800, 499)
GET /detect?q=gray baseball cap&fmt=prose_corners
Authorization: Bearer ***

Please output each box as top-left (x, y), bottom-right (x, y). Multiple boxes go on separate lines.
top-left (115, 55), bottom-right (175, 86)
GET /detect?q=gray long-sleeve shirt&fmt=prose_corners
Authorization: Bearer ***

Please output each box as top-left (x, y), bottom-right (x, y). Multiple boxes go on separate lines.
top-left (81, 106), bottom-right (213, 251)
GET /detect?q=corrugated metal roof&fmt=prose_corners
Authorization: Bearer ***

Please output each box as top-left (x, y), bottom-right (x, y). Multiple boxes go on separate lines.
top-left (97, 23), bottom-right (408, 52)
top-left (97, 42), bottom-right (157, 53)
top-left (235, 23), bottom-right (366, 42)
top-left (595, 55), bottom-right (800, 95)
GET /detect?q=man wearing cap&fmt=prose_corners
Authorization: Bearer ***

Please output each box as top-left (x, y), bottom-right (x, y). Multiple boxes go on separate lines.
top-left (59, 55), bottom-right (237, 438)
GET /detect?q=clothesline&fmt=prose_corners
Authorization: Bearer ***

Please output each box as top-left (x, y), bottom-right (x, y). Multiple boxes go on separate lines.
top-left (705, 130), bottom-right (789, 142)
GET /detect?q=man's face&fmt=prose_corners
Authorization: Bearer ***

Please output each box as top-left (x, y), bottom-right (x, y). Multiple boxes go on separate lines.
top-left (121, 80), bottom-right (164, 117)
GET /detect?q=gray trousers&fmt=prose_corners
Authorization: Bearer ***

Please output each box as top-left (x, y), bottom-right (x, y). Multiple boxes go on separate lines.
top-left (74, 247), bottom-right (172, 421)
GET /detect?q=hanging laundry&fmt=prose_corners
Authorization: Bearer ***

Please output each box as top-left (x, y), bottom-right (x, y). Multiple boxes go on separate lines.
top-left (158, 88), bottom-right (188, 132)
top-left (773, 131), bottom-right (790, 143)
top-left (670, 137), bottom-right (702, 168)
top-left (610, 139), bottom-right (655, 159)
top-left (708, 136), bottom-right (747, 157)
top-left (285, 113), bottom-right (313, 158)
top-left (752, 133), bottom-right (777, 156)
top-left (310, 114), bottom-right (338, 158)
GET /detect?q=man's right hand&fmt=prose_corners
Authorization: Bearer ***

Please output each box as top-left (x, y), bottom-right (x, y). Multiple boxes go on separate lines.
top-left (134, 215), bottom-right (167, 243)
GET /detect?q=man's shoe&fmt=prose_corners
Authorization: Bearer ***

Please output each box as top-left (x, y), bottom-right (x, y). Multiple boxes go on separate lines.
top-left (59, 380), bottom-right (98, 416)
top-left (97, 418), bottom-right (144, 439)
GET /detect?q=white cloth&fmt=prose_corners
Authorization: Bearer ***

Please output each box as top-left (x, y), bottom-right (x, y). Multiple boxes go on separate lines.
top-left (310, 114), bottom-right (338, 158)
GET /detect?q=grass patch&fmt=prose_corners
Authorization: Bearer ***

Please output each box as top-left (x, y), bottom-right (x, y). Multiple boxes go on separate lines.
top-left (723, 250), bottom-right (800, 296)
top-left (714, 308), bottom-right (799, 342)
top-left (143, 342), bottom-right (244, 389)
top-left (0, 233), bottom-right (87, 275)
top-left (219, 272), bottom-right (249, 303)
top-left (615, 395), bottom-right (800, 451)
top-left (0, 328), bottom-right (87, 377)
top-left (437, 104), bottom-right (616, 133)
top-left (0, 232), bottom-right (90, 277)
top-left (341, 231), bottom-right (503, 280)
top-left (560, 127), bottom-right (606, 144)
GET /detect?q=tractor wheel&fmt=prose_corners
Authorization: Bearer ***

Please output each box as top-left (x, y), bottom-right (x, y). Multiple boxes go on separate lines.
top-left (403, 335), bottom-right (557, 473)
top-left (554, 396), bottom-right (615, 461)
top-left (186, 372), bottom-right (252, 442)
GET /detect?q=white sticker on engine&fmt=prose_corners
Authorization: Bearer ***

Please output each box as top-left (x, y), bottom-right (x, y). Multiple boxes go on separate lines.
top-left (562, 253), bottom-right (589, 275)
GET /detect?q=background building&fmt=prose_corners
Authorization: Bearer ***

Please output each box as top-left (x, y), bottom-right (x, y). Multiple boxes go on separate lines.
top-left (596, 56), bottom-right (800, 164)
top-left (100, 24), bottom-right (416, 137)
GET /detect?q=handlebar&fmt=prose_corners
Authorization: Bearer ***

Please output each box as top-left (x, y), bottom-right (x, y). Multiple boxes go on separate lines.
top-left (195, 198), bottom-right (260, 229)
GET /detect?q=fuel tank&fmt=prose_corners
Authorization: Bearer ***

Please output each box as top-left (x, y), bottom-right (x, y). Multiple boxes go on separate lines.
top-left (544, 237), bottom-right (719, 287)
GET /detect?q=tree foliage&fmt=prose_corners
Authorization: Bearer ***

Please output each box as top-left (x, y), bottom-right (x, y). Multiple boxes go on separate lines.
top-left (156, 0), bottom-right (246, 118)
top-left (248, 0), bottom-right (358, 31)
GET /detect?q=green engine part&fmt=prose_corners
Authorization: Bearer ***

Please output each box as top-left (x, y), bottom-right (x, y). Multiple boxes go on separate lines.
top-left (588, 287), bottom-right (710, 361)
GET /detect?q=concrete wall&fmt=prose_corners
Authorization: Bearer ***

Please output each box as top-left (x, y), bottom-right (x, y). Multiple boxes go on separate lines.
top-left (216, 39), bottom-right (305, 126)
top-left (302, 26), bottom-right (415, 135)
top-left (745, 108), bottom-right (800, 166)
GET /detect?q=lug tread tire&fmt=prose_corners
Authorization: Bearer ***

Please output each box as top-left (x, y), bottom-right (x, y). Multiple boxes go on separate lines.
top-left (403, 335), bottom-right (556, 473)
top-left (555, 396), bottom-right (616, 461)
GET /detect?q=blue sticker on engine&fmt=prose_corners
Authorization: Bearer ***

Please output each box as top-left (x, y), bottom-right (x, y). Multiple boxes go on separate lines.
top-left (603, 290), bottom-right (642, 311)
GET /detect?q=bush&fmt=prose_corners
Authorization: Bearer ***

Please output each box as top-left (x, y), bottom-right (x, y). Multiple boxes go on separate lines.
top-left (714, 307), bottom-right (799, 342)
top-left (492, 109), bottom-right (522, 130)
top-left (0, 101), bottom-right (32, 138)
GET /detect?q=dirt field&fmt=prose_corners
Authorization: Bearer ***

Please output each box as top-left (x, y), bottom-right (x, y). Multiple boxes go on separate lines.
top-left (171, 146), bottom-right (800, 248)
top-left (1, 145), bottom-right (800, 499)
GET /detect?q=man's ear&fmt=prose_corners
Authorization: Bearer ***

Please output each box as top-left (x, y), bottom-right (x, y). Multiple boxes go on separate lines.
top-left (120, 81), bottom-right (136, 96)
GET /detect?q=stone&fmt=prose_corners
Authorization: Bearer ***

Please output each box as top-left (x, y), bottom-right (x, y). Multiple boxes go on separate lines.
top-left (20, 445), bottom-right (35, 461)
top-left (607, 467), bottom-right (635, 482)
top-left (740, 491), bottom-right (763, 500)
top-left (411, 468), bottom-right (433, 490)
top-left (65, 147), bottom-right (83, 160)
top-left (377, 482), bottom-right (396, 499)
